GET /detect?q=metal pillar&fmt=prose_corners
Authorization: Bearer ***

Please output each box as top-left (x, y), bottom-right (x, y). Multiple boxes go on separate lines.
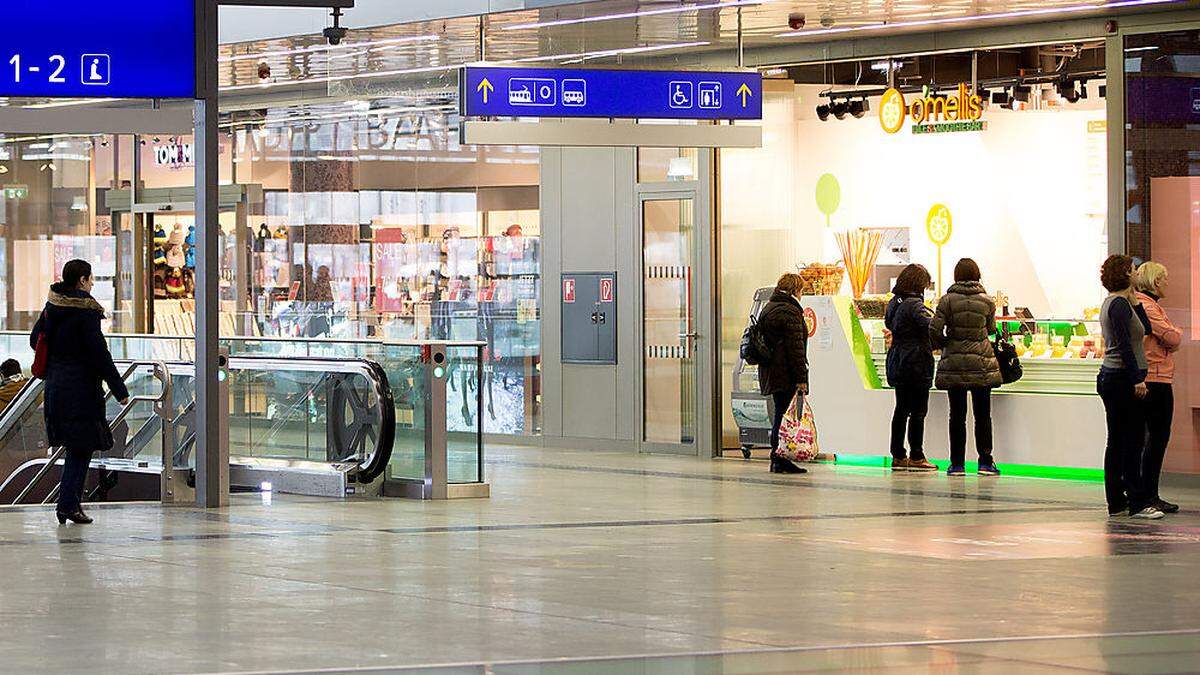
top-left (195, 0), bottom-right (228, 507)
top-left (423, 345), bottom-right (448, 499)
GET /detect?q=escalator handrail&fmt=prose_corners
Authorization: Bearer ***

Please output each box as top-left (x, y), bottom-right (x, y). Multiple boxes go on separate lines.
top-left (8, 361), bottom-right (171, 505)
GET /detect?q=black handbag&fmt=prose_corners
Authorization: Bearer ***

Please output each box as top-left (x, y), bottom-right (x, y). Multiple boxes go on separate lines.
top-left (993, 334), bottom-right (1024, 385)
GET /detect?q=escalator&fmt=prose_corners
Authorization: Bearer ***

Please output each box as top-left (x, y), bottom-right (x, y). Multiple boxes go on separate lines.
top-left (0, 356), bottom-right (394, 504)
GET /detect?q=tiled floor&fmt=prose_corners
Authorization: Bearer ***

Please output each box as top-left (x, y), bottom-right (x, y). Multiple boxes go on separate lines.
top-left (1, 447), bottom-right (1197, 674)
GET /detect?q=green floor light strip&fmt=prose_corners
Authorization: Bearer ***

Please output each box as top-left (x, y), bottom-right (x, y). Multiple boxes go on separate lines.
top-left (832, 454), bottom-right (1105, 482)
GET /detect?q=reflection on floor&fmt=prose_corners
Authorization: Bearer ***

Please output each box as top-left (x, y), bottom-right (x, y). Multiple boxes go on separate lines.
top-left (0, 446), bottom-right (1197, 674)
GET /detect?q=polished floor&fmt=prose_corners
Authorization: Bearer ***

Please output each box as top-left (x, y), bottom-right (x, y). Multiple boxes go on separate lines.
top-left (1, 447), bottom-right (1198, 674)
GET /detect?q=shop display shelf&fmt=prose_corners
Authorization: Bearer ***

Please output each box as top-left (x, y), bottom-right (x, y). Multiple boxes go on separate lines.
top-left (869, 353), bottom-right (1101, 396)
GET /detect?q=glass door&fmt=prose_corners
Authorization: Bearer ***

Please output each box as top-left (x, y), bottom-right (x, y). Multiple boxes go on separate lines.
top-left (640, 194), bottom-right (704, 453)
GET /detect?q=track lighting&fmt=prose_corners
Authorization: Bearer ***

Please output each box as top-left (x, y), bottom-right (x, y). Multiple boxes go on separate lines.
top-left (831, 100), bottom-right (849, 120)
top-left (849, 98), bottom-right (869, 118)
top-left (816, 104), bottom-right (830, 121)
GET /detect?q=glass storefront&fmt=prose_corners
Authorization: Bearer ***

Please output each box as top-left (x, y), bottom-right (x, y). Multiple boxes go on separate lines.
top-left (0, 102), bottom-right (543, 436)
top-left (1124, 28), bottom-right (1200, 473)
top-left (719, 44), bottom-right (1109, 453)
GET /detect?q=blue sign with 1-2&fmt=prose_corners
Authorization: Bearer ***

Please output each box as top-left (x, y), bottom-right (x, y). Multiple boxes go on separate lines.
top-left (460, 66), bottom-right (762, 120)
top-left (1, 0), bottom-right (196, 99)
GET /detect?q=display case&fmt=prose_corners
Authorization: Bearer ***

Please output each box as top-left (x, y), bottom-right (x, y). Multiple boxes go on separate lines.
top-left (857, 299), bottom-right (1103, 396)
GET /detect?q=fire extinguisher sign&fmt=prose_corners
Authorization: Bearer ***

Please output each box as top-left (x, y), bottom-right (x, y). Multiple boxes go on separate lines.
top-left (600, 277), bottom-right (614, 303)
top-left (563, 278), bottom-right (576, 303)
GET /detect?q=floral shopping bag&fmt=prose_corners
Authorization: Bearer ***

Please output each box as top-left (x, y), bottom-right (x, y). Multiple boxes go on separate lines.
top-left (778, 393), bottom-right (820, 462)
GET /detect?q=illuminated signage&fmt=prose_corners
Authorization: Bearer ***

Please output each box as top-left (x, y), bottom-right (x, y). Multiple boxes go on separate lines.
top-left (2, 184), bottom-right (29, 200)
top-left (155, 143), bottom-right (194, 168)
top-left (880, 84), bottom-right (986, 135)
top-left (2, 1), bottom-right (196, 99)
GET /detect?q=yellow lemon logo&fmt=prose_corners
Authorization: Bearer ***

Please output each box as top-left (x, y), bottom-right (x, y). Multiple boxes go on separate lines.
top-left (926, 204), bottom-right (953, 246)
top-left (879, 88), bottom-right (906, 134)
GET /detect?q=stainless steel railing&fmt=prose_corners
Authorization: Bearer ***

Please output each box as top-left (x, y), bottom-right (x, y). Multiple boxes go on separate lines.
top-left (8, 361), bottom-right (172, 505)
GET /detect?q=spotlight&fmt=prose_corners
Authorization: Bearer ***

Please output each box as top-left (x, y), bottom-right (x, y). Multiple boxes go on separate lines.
top-left (849, 98), bottom-right (869, 118)
top-left (831, 100), bottom-right (849, 120)
top-left (816, 104), bottom-right (830, 121)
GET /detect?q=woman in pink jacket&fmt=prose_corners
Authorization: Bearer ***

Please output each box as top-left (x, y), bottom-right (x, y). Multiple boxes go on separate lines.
top-left (1135, 262), bottom-right (1183, 514)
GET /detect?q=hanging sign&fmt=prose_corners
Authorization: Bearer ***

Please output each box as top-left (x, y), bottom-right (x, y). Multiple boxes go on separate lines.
top-left (1, 0), bottom-right (196, 99)
top-left (460, 66), bottom-right (762, 121)
top-left (880, 84), bottom-right (986, 135)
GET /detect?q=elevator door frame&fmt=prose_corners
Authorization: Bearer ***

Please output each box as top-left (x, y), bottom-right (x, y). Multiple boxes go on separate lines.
top-left (633, 151), bottom-right (718, 457)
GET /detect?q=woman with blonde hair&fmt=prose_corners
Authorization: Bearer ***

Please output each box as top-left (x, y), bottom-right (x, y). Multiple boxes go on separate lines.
top-left (757, 272), bottom-right (810, 474)
top-left (1134, 261), bottom-right (1183, 514)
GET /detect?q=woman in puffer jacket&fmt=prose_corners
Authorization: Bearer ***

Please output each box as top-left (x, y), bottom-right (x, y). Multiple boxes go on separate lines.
top-left (929, 258), bottom-right (1002, 477)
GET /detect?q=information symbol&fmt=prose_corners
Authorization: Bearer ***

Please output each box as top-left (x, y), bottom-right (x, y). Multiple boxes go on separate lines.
top-left (81, 54), bottom-right (110, 86)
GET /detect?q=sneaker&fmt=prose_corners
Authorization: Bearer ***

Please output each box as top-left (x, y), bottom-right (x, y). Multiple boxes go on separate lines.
top-left (947, 465), bottom-right (966, 477)
top-left (1130, 506), bottom-right (1166, 520)
top-left (907, 458), bottom-right (938, 472)
top-left (978, 464), bottom-right (1002, 477)
top-left (1154, 499), bottom-right (1180, 514)
top-left (890, 458), bottom-right (910, 472)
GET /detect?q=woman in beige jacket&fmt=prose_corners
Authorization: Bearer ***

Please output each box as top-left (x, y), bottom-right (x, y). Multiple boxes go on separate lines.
top-left (1134, 262), bottom-right (1183, 514)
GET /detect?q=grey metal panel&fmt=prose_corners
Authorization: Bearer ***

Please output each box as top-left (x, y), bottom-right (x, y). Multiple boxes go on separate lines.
top-left (613, 147), bottom-right (638, 442)
top-left (561, 147), bottom-right (617, 271)
top-left (462, 121), bottom-right (763, 148)
top-left (539, 147), bottom-right (564, 439)
top-left (0, 106), bottom-right (193, 134)
top-left (595, 274), bottom-right (618, 364)
top-left (561, 273), bottom-right (600, 363)
top-left (562, 365), bottom-right (617, 439)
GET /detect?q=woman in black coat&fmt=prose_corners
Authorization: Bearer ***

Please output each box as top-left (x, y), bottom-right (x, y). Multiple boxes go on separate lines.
top-left (30, 260), bottom-right (129, 525)
top-left (885, 264), bottom-right (937, 472)
top-left (757, 273), bottom-right (809, 474)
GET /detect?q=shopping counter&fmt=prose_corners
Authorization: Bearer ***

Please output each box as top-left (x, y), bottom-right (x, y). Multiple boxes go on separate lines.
top-left (778, 295), bottom-right (1106, 476)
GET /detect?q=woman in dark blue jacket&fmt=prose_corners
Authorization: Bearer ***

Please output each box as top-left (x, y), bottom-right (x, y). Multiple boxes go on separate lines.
top-left (30, 260), bottom-right (129, 525)
top-left (885, 264), bottom-right (937, 472)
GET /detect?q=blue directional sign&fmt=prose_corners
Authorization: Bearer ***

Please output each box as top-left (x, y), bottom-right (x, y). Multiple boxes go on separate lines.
top-left (1, 0), bottom-right (196, 99)
top-left (461, 66), bottom-right (762, 121)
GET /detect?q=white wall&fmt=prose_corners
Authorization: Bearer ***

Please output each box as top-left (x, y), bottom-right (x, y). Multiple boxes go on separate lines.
top-left (793, 85), bottom-right (1107, 317)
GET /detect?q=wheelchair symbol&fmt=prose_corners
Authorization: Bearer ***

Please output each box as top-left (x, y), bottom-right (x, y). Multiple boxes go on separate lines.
top-left (669, 81), bottom-right (694, 109)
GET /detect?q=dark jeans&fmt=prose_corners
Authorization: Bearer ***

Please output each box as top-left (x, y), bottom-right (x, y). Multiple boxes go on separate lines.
top-left (947, 387), bottom-right (993, 467)
top-left (769, 390), bottom-right (798, 454)
top-left (57, 447), bottom-right (94, 513)
top-left (1097, 369), bottom-right (1149, 513)
top-left (891, 384), bottom-right (930, 461)
top-left (1144, 381), bottom-right (1174, 502)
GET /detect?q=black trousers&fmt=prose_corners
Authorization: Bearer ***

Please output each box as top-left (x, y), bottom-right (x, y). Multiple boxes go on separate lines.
top-left (1144, 381), bottom-right (1174, 502)
top-left (769, 390), bottom-right (796, 454)
top-left (57, 447), bottom-right (94, 513)
top-left (947, 387), bottom-right (993, 467)
top-left (891, 384), bottom-right (930, 461)
top-left (1097, 369), bottom-right (1149, 513)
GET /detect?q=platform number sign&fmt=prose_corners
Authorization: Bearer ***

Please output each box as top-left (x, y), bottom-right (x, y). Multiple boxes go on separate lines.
top-left (1, 0), bottom-right (196, 99)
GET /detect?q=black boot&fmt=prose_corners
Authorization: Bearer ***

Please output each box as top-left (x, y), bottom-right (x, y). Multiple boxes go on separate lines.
top-left (770, 455), bottom-right (807, 474)
top-left (56, 509), bottom-right (93, 525)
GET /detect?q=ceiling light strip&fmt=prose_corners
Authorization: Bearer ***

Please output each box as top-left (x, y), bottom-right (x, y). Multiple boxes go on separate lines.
top-left (776, 0), bottom-right (1184, 38)
top-left (221, 34), bottom-right (441, 63)
top-left (502, 0), bottom-right (762, 31)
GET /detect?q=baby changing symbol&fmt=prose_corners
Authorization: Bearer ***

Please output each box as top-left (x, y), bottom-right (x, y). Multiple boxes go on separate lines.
top-left (81, 54), bottom-right (110, 86)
